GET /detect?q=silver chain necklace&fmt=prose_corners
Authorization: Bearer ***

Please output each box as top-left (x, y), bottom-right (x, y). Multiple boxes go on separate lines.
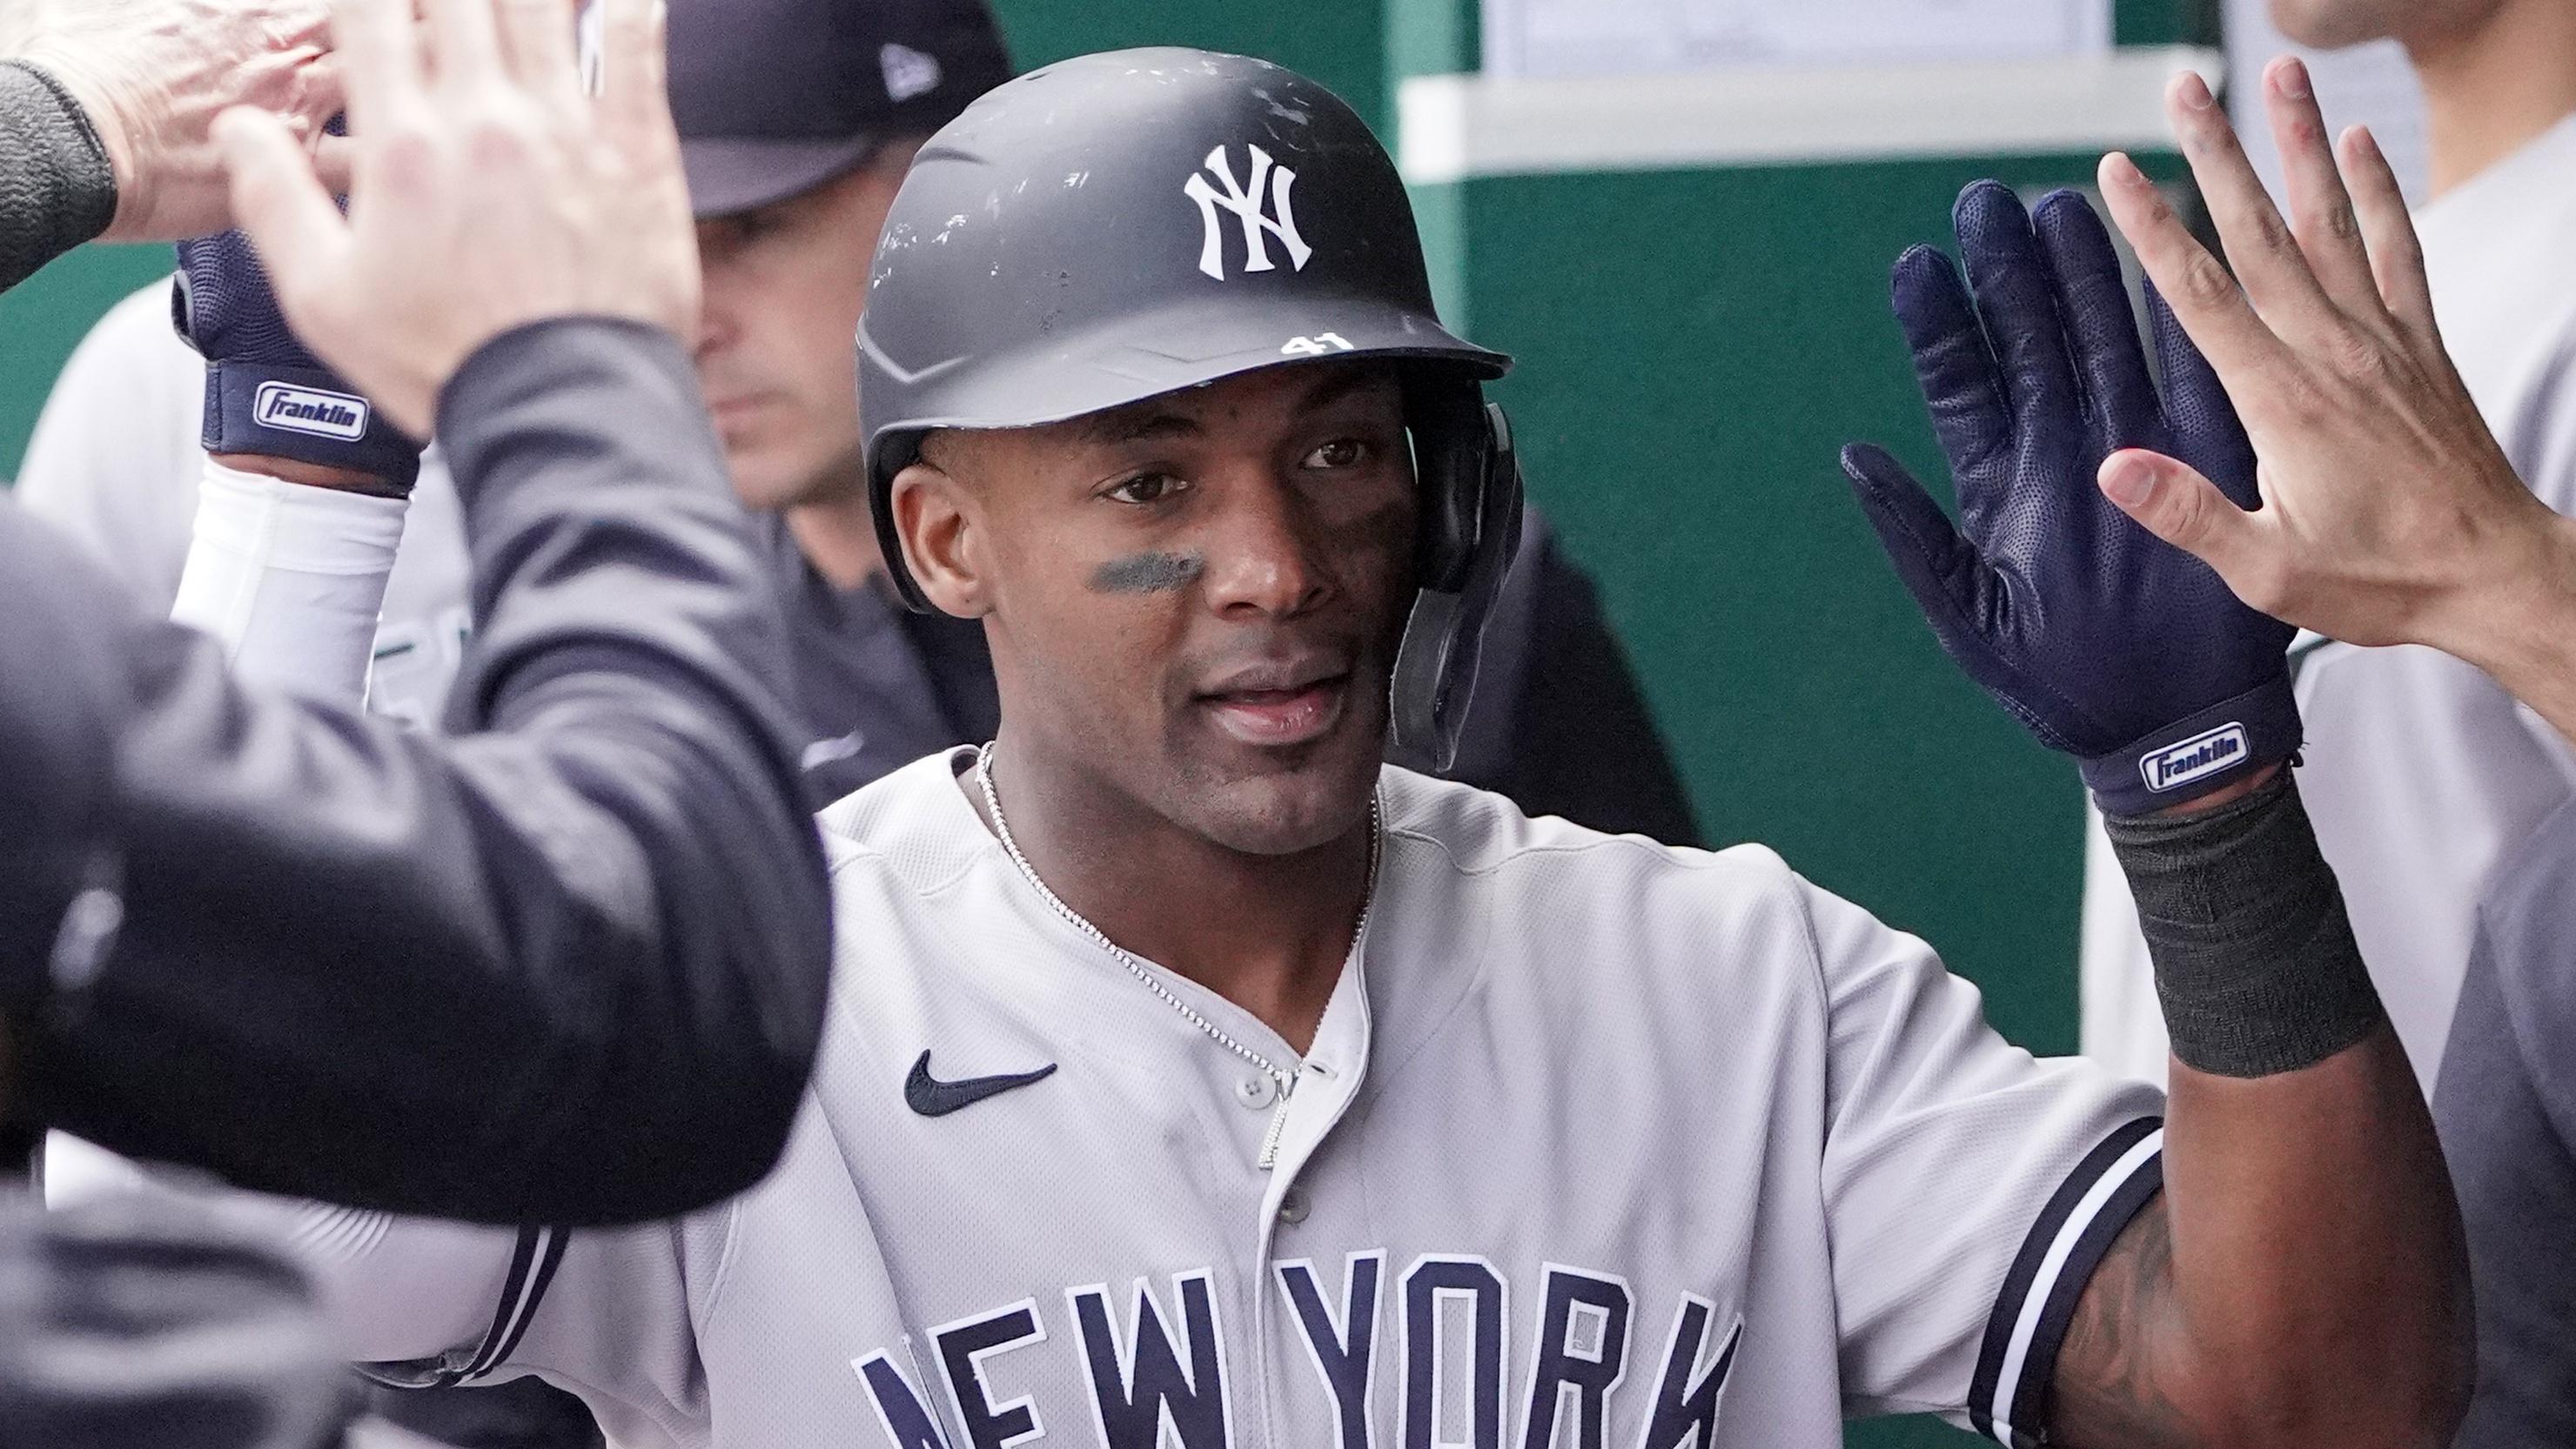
top-left (975, 741), bottom-right (1380, 1169)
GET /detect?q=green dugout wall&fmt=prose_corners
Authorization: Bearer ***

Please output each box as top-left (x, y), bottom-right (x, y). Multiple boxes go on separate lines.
top-left (0, 6), bottom-right (2217, 1446)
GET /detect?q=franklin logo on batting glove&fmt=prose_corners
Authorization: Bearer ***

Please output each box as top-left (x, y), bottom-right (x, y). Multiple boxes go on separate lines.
top-left (253, 383), bottom-right (372, 442)
top-left (2142, 724), bottom-right (2250, 795)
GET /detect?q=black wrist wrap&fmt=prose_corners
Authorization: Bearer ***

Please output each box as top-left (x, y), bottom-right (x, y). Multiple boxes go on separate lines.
top-left (2104, 770), bottom-right (2385, 1078)
top-left (0, 61), bottom-right (116, 295)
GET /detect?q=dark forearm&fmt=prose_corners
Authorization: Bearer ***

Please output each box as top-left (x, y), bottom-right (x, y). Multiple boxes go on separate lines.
top-left (430, 320), bottom-right (832, 1218)
top-left (33, 640), bottom-right (825, 1224)
top-left (18, 322), bottom-right (829, 1225)
top-left (2052, 777), bottom-right (2470, 1447)
top-left (0, 61), bottom-right (115, 293)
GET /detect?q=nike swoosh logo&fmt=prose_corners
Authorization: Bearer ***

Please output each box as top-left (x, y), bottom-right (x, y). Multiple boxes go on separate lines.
top-left (904, 1050), bottom-right (1057, 1117)
top-left (802, 730), bottom-right (868, 772)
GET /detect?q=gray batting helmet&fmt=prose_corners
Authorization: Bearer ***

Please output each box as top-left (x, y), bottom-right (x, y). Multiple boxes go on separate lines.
top-left (857, 47), bottom-right (1522, 770)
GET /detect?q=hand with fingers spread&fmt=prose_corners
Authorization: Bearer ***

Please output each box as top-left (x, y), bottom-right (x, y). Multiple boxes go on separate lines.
top-left (1841, 180), bottom-right (2299, 818)
top-left (3, 0), bottom-right (345, 241)
top-left (2095, 57), bottom-right (2576, 742)
top-left (215, 0), bottom-right (699, 439)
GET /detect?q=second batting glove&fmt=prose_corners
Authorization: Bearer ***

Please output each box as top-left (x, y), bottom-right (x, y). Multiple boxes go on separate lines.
top-left (175, 229), bottom-right (424, 493)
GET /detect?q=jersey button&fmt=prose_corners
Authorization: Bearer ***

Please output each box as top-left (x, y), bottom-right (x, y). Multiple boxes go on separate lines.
top-left (1235, 1075), bottom-right (1278, 1109)
top-left (1278, 1189), bottom-right (1310, 1224)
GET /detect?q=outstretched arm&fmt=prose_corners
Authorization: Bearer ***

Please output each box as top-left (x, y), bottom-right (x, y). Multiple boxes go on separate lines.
top-left (2048, 773), bottom-right (2466, 1447)
top-left (1841, 127), bottom-right (2468, 1447)
top-left (2049, 62), bottom-right (2498, 1449)
top-left (2056, 1023), bottom-right (2466, 1448)
top-left (5, 0), bottom-right (828, 1226)
top-left (13, 323), bottom-right (832, 1227)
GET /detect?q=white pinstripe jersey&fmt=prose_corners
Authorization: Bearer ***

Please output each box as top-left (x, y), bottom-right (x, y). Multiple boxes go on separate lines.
top-left (327, 748), bottom-right (2162, 1449)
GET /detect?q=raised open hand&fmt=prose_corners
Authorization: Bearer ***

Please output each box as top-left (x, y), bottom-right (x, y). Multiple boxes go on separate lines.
top-left (1843, 181), bottom-right (2298, 815)
top-left (214, 0), bottom-right (699, 437)
top-left (2090, 58), bottom-right (2570, 689)
top-left (7, 0), bottom-right (343, 241)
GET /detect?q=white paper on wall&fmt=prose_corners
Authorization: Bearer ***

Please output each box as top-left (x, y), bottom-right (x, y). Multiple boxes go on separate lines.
top-left (1484, 0), bottom-right (2112, 80)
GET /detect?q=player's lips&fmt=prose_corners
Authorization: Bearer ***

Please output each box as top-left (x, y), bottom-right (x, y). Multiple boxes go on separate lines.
top-left (1195, 661), bottom-right (1352, 747)
top-left (704, 393), bottom-right (774, 426)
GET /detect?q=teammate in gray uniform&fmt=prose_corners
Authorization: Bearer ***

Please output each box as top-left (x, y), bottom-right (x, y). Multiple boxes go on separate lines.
top-left (117, 45), bottom-right (2472, 1449)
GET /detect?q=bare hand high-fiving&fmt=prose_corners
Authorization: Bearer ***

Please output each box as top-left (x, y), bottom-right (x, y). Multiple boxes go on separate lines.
top-left (215, 0), bottom-right (701, 439)
top-left (5, 0), bottom-right (345, 241)
top-left (2092, 57), bottom-right (2576, 744)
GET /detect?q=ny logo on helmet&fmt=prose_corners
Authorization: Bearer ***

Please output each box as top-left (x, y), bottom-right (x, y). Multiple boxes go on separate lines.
top-left (1184, 144), bottom-right (1312, 281)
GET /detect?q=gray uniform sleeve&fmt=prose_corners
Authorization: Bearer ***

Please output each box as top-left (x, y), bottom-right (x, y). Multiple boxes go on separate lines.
top-left (1797, 874), bottom-right (2165, 1439)
top-left (2433, 798), bottom-right (2576, 1448)
top-left (6, 319), bottom-right (831, 1227)
top-left (0, 60), bottom-right (115, 294)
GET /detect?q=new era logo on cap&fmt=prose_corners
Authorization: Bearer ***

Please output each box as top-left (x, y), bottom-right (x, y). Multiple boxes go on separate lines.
top-left (254, 383), bottom-right (371, 442)
top-left (882, 44), bottom-right (942, 102)
top-left (666, 0), bottom-right (1009, 218)
top-left (2139, 722), bottom-right (2249, 794)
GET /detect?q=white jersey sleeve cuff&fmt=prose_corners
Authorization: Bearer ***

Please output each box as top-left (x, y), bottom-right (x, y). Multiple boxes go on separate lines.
top-left (364, 1224), bottom-right (569, 1391)
top-left (170, 460), bottom-right (408, 705)
top-left (1967, 1116), bottom-right (2165, 1446)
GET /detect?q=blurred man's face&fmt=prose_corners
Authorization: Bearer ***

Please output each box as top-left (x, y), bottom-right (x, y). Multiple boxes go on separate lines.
top-left (694, 142), bottom-right (920, 512)
top-left (2266, 0), bottom-right (2499, 49)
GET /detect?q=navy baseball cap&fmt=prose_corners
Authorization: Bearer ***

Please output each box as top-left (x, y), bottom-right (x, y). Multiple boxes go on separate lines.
top-left (667, 0), bottom-right (1013, 218)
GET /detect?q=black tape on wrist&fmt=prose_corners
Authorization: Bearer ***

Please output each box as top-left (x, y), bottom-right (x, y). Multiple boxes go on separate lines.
top-left (0, 61), bottom-right (117, 292)
top-left (2103, 770), bottom-right (2385, 1078)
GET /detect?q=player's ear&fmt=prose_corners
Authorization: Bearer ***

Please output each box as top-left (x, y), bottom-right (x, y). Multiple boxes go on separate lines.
top-left (892, 453), bottom-right (989, 619)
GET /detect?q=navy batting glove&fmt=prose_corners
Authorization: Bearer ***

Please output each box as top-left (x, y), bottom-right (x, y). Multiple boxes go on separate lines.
top-left (174, 229), bottom-right (424, 493)
top-left (1841, 181), bottom-right (2297, 817)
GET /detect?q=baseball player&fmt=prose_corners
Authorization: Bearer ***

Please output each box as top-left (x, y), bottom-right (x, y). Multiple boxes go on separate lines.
top-left (2083, 53), bottom-right (2576, 1447)
top-left (119, 47), bottom-right (2464, 1449)
top-left (11, 0), bottom-right (1704, 851)
top-left (2076, 0), bottom-right (2576, 1092)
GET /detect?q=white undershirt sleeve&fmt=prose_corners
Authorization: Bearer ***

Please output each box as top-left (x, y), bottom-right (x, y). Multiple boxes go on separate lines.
top-left (169, 460), bottom-right (409, 705)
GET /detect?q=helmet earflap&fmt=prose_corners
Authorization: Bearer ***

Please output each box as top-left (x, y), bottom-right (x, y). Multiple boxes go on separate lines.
top-left (1392, 382), bottom-right (1524, 771)
top-left (1405, 374), bottom-right (1496, 594)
